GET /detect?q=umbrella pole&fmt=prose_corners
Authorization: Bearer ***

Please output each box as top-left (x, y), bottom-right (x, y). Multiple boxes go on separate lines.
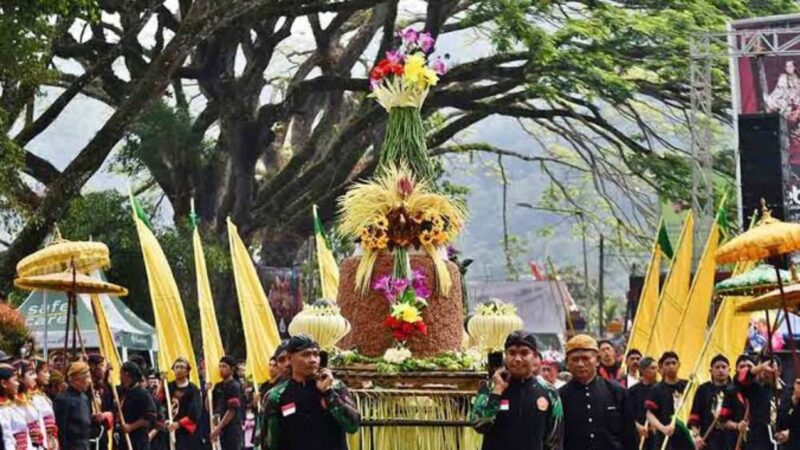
top-left (765, 309), bottom-right (774, 355)
top-left (63, 291), bottom-right (71, 363)
top-left (773, 264), bottom-right (800, 370)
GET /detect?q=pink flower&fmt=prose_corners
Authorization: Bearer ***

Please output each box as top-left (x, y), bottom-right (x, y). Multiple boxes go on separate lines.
top-left (401, 27), bottom-right (419, 46)
top-left (433, 57), bottom-right (448, 75)
top-left (392, 278), bottom-right (409, 293)
top-left (385, 49), bottom-right (403, 64)
top-left (418, 32), bottom-right (435, 53)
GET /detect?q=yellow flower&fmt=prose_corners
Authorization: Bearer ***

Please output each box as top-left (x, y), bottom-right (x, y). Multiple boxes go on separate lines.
top-left (419, 230), bottom-right (433, 245)
top-left (392, 303), bottom-right (421, 323)
top-left (422, 67), bottom-right (438, 86)
top-left (403, 53), bottom-right (438, 88)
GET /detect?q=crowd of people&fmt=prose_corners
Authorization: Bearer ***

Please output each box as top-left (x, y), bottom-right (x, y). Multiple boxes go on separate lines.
top-left (1, 330), bottom-right (799, 450)
top-left (0, 335), bottom-right (360, 450)
top-left (475, 331), bottom-right (800, 450)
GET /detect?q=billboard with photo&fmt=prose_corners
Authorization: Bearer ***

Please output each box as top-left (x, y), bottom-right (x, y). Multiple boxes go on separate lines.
top-left (731, 14), bottom-right (800, 222)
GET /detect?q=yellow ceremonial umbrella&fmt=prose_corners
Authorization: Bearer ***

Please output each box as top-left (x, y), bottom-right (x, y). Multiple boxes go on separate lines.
top-left (14, 272), bottom-right (128, 296)
top-left (715, 203), bottom-right (800, 357)
top-left (736, 283), bottom-right (800, 313)
top-left (16, 228), bottom-right (110, 277)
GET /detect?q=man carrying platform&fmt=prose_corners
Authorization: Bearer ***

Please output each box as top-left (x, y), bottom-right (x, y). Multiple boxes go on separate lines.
top-left (471, 330), bottom-right (563, 450)
top-left (261, 335), bottom-right (360, 450)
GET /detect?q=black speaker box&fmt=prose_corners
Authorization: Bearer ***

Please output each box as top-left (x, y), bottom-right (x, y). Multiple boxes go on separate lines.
top-left (738, 113), bottom-right (789, 224)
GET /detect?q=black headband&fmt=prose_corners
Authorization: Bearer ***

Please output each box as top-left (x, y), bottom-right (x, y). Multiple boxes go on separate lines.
top-left (285, 335), bottom-right (320, 354)
top-left (504, 330), bottom-right (538, 352)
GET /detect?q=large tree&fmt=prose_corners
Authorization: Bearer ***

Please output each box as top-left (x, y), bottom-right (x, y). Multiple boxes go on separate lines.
top-left (1, 0), bottom-right (797, 297)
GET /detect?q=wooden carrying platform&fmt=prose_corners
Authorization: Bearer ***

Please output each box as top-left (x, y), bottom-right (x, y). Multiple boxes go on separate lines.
top-left (334, 367), bottom-right (485, 450)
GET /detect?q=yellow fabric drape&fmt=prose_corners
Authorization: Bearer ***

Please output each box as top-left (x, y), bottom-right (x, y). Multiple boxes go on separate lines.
top-left (672, 222), bottom-right (719, 379)
top-left (645, 212), bottom-right (694, 357)
top-left (132, 203), bottom-right (198, 385)
top-left (89, 293), bottom-right (122, 387)
top-left (626, 226), bottom-right (663, 354)
top-left (313, 205), bottom-right (340, 301)
top-left (194, 228), bottom-right (224, 386)
top-left (227, 218), bottom-right (281, 386)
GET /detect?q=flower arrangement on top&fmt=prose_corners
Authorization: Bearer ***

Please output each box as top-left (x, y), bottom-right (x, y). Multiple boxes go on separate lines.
top-left (338, 165), bottom-right (466, 299)
top-left (369, 27), bottom-right (448, 111)
top-left (375, 270), bottom-right (430, 344)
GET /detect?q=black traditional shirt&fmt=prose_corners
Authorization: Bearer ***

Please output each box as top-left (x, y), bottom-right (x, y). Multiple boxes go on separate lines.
top-left (54, 386), bottom-right (92, 450)
top-left (168, 381), bottom-right (202, 450)
top-left (212, 377), bottom-right (243, 447)
top-left (120, 385), bottom-right (156, 450)
top-left (689, 381), bottom-right (734, 450)
top-left (725, 366), bottom-right (779, 450)
top-left (262, 378), bottom-right (360, 450)
top-left (645, 379), bottom-right (690, 450)
top-left (471, 376), bottom-right (563, 450)
top-left (559, 376), bottom-right (637, 450)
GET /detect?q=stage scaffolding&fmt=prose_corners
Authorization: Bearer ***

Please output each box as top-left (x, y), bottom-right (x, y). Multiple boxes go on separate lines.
top-left (689, 22), bottom-right (800, 237)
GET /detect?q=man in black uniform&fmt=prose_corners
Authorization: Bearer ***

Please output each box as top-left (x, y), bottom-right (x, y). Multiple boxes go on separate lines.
top-left (471, 330), bottom-right (562, 450)
top-left (723, 355), bottom-right (780, 450)
top-left (629, 357), bottom-right (658, 450)
top-left (689, 354), bottom-right (734, 450)
top-left (718, 355), bottom-right (751, 450)
top-left (777, 377), bottom-right (800, 450)
top-left (54, 361), bottom-right (111, 450)
top-left (560, 334), bottom-right (637, 450)
top-left (88, 354), bottom-right (114, 450)
top-left (211, 356), bottom-right (243, 450)
top-left (645, 351), bottom-right (690, 450)
top-left (166, 357), bottom-right (202, 450)
top-left (119, 362), bottom-right (157, 450)
top-left (261, 335), bottom-right (360, 450)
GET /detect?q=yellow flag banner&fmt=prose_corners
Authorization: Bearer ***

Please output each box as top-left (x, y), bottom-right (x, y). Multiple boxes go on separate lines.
top-left (132, 199), bottom-right (199, 386)
top-left (89, 293), bottom-right (122, 387)
top-left (626, 226), bottom-right (663, 355)
top-left (313, 205), bottom-right (340, 301)
top-left (645, 211), bottom-right (694, 357)
top-left (194, 227), bottom-right (224, 387)
top-left (227, 218), bottom-right (281, 386)
top-left (673, 222), bottom-right (719, 379)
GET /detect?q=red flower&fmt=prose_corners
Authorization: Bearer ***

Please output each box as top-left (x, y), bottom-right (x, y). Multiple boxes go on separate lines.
top-left (401, 322), bottom-right (415, 335)
top-left (415, 321), bottom-right (427, 334)
top-left (370, 59), bottom-right (404, 82)
top-left (392, 330), bottom-right (408, 341)
top-left (384, 315), bottom-right (400, 328)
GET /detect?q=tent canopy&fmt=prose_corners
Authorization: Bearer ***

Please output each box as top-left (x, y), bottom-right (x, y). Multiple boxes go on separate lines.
top-left (18, 283), bottom-right (157, 352)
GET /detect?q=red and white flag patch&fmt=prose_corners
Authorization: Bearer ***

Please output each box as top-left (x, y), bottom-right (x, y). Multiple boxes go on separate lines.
top-left (282, 402), bottom-right (297, 417)
top-left (500, 399), bottom-right (510, 411)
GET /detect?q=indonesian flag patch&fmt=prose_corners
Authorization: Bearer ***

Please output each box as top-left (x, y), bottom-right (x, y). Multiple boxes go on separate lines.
top-left (282, 403), bottom-right (297, 417)
top-left (500, 399), bottom-right (510, 411)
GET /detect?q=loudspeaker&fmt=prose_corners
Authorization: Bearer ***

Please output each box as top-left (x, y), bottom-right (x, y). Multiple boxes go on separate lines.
top-left (738, 113), bottom-right (789, 224)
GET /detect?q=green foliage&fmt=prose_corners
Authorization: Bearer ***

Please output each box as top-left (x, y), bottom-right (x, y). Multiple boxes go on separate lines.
top-left (115, 101), bottom-right (214, 178)
top-left (331, 350), bottom-right (482, 374)
top-left (0, 0), bottom-right (97, 84)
